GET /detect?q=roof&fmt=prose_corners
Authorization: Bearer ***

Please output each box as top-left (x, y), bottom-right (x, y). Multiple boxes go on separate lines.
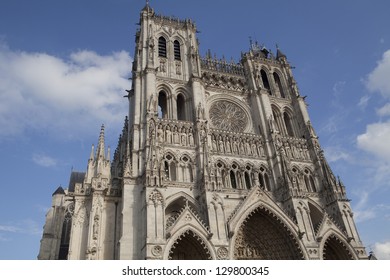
top-left (52, 186), bottom-right (65, 196)
top-left (68, 171), bottom-right (85, 193)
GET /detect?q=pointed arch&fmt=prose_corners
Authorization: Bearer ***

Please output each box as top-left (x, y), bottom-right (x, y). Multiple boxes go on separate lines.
top-left (167, 228), bottom-right (213, 260)
top-left (175, 87), bottom-right (192, 122)
top-left (173, 40), bottom-right (181, 60)
top-left (165, 191), bottom-right (197, 209)
top-left (59, 203), bottom-right (73, 260)
top-left (158, 36), bottom-right (167, 58)
top-left (271, 104), bottom-right (282, 133)
top-left (322, 234), bottom-right (355, 260)
top-left (179, 153), bottom-right (193, 182)
top-left (283, 111), bottom-right (295, 137)
top-left (158, 90), bottom-right (168, 119)
top-left (233, 206), bottom-right (305, 259)
top-left (163, 153), bottom-right (177, 181)
top-left (244, 172), bottom-right (251, 189)
top-left (258, 165), bottom-right (271, 191)
top-left (176, 93), bottom-right (186, 121)
top-left (230, 171), bottom-right (237, 189)
top-left (260, 69), bottom-right (271, 91)
top-left (273, 72), bottom-right (286, 98)
top-left (304, 169), bottom-right (317, 192)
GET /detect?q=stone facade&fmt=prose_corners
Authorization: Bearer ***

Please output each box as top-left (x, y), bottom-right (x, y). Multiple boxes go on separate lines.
top-left (38, 5), bottom-right (367, 260)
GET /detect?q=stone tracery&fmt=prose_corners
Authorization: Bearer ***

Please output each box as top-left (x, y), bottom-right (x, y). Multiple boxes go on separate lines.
top-left (209, 101), bottom-right (248, 132)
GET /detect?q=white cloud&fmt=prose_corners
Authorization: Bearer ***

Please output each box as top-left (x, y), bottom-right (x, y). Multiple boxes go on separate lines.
top-left (372, 241), bottom-right (390, 260)
top-left (365, 49), bottom-right (390, 97)
top-left (357, 121), bottom-right (390, 162)
top-left (32, 153), bottom-right (57, 167)
top-left (0, 43), bottom-right (131, 140)
top-left (377, 103), bottom-right (390, 116)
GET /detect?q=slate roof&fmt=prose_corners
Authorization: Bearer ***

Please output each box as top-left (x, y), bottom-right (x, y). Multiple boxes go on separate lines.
top-left (68, 171), bottom-right (86, 193)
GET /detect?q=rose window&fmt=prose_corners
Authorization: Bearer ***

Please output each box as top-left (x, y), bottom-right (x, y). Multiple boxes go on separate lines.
top-left (209, 101), bottom-right (248, 132)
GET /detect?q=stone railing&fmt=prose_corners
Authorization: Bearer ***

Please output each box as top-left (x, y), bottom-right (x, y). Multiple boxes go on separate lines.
top-left (200, 57), bottom-right (245, 76)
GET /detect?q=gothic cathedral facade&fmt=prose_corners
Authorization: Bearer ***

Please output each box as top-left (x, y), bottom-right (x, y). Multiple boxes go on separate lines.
top-left (38, 5), bottom-right (367, 260)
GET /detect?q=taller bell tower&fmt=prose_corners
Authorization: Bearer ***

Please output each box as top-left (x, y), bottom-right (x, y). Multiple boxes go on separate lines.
top-left (39, 4), bottom-right (367, 260)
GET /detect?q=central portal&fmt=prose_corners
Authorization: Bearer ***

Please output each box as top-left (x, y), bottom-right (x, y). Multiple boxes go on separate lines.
top-left (234, 207), bottom-right (304, 259)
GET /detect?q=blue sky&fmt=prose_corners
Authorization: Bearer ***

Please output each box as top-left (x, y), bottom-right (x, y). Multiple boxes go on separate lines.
top-left (0, 0), bottom-right (389, 259)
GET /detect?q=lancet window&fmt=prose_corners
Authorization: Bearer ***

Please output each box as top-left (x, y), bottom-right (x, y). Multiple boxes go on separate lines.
top-left (177, 94), bottom-right (186, 121)
top-left (304, 169), bottom-right (317, 192)
top-left (158, 90), bottom-right (168, 118)
top-left (179, 155), bottom-right (193, 182)
top-left (174, 40), bottom-right (181, 60)
top-left (273, 72), bottom-right (286, 98)
top-left (258, 166), bottom-right (271, 191)
top-left (163, 154), bottom-right (176, 181)
top-left (230, 163), bottom-right (239, 189)
top-left (158, 36), bottom-right (167, 58)
top-left (283, 112), bottom-right (295, 137)
top-left (261, 69), bottom-right (271, 91)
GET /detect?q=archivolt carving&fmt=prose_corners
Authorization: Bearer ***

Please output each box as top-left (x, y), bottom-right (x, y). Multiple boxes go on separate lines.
top-left (322, 234), bottom-right (354, 260)
top-left (168, 229), bottom-right (213, 260)
top-left (233, 207), bottom-right (304, 259)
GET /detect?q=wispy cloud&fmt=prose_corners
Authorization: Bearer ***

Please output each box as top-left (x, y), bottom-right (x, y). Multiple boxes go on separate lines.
top-left (358, 95), bottom-right (370, 110)
top-left (0, 225), bottom-right (20, 233)
top-left (32, 153), bottom-right (57, 167)
top-left (319, 81), bottom-right (349, 135)
top-left (0, 219), bottom-right (42, 241)
top-left (323, 146), bottom-right (352, 163)
top-left (0, 42), bottom-right (131, 141)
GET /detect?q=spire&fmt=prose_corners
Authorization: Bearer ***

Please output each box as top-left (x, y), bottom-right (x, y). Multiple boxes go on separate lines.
top-left (96, 124), bottom-right (105, 160)
top-left (89, 144), bottom-right (95, 161)
top-left (276, 44), bottom-right (287, 60)
top-left (142, 0), bottom-right (153, 13)
top-left (107, 146), bottom-right (111, 161)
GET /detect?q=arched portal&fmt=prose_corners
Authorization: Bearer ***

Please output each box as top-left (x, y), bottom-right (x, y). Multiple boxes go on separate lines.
top-left (323, 235), bottom-right (354, 260)
top-left (168, 230), bottom-right (212, 260)
top-left (234, 207), bottom-right (304, 259)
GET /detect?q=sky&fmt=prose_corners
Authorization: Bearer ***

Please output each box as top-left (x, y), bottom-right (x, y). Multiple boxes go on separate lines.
top-left (0, 0), bottom-right (389, 260)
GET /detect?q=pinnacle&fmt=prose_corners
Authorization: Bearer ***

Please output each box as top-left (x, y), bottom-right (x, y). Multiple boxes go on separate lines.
top-left (96, 124), bottom-right (105, 159)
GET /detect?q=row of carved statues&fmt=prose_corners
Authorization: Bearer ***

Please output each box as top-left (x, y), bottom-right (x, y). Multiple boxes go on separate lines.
top-left (151, 122), bottom-right (195, 147)
top-left (209, 132), bottom-right (266, 158)
top-left (276, 136), bottom-right (311, 161)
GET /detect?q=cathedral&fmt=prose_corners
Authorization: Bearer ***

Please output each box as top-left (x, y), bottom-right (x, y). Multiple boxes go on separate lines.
top-left (38, 4), bottom-right (367, 260)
